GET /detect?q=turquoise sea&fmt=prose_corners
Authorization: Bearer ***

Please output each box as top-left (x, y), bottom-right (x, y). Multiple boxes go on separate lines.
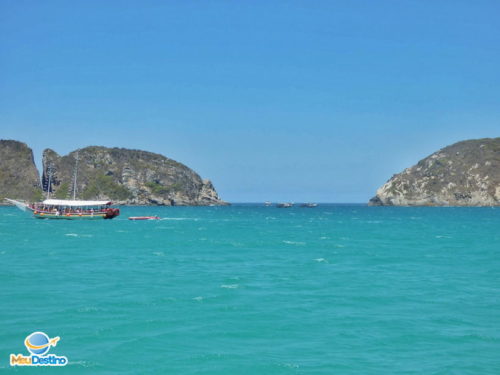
top-left (1, 204), bottom-right (499, 374)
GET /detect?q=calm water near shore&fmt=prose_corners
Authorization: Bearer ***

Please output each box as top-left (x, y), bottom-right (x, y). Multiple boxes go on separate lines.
top-left (1, 204), bottom-right (499, 374)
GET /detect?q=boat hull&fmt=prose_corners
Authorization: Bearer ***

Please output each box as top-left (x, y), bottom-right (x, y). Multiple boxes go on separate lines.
top-left (33, 212), bottom-right (108, 220)
top-left (29, 206), bottom-right (120, 220)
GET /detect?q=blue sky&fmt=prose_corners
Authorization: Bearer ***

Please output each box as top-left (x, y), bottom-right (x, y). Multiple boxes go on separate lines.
top-left (1, 1), bottom-right (499, 202)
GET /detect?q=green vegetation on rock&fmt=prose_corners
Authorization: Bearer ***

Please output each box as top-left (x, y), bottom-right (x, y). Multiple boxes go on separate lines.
top-left (82, 174), bottom-right (132, 200)
top-left (31, 188), bottom-right (44, 202)
top-left (145, 181), bottom-right (182, 196)
top-left (55, 182), bottom-right (69, 199)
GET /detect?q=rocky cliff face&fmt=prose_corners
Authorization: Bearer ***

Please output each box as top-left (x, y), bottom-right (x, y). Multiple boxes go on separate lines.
top-left (42, 146), bottom-right (228, 206)
top-left (0, 140), bottom-right (42, 203)
top-left (369, 138), bottom-right (500, 206)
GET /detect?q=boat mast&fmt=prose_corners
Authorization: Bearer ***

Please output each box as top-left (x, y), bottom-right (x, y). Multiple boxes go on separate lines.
top-left (46, 164), bottom-right (53, 199)
top-left (72, 152), bottom-right (79, 200)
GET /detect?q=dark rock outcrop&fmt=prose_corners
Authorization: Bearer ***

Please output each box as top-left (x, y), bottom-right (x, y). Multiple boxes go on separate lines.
top-left (369, 138), bottom-right (500, 206)
top-left (42, 146), bottom-right (228, 206)
top-left (0, 140), bottom-right (42, 203)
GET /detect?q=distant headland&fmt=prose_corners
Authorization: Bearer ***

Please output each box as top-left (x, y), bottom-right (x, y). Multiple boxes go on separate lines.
top-left (2, 137), bottom-right (499, 207)
top-left (0, 140), bottom-right (228, 206)
top-left (369, 137), bottom-right (500, 206)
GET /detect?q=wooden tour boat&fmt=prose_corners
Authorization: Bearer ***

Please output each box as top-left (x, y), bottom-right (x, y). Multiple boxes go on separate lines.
top-left (5, 151), bottom-right (120, 220)
top-left (5, 198), bottom-right (120, 220)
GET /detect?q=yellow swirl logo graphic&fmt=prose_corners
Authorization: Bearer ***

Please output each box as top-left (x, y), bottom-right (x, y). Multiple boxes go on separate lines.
top-left (25, 335), bottom-right (59, 352)
top-left (24, 332), bottom-right (59, 356)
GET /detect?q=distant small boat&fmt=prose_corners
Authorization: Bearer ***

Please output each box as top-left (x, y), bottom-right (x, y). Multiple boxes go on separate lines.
top-left (300, 203), bottom-right (318, 207)
top-left (276, 203), bottom-right (293, 208)
top-left (264, 201), bottom-right (272, 206)
top-left (128, 216), bottom-right (160, 221)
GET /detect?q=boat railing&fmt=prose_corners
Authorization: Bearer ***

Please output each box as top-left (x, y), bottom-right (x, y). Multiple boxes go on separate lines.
top-left (31, 205), bottom-right (110, 215)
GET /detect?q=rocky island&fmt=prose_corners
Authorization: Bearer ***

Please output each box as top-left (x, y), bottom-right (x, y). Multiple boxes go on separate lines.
top-left (0, 140), bottom-right (42, 202)
top-left (369, 138), bottom-right (500, 206)
top-left (0, 140), bottom-right (227, 206)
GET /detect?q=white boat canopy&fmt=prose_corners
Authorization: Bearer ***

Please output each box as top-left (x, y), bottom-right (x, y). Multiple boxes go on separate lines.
top-left (42, 199), bottom-right (112, 207)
